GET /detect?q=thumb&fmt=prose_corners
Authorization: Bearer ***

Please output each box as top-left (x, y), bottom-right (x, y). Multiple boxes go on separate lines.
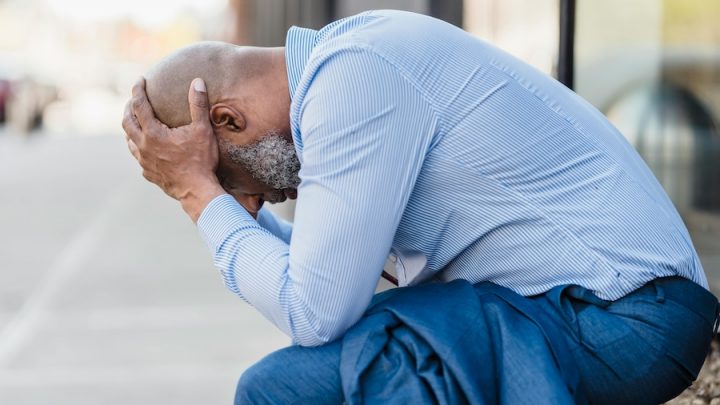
top-left (188, 78), bottom-right (210, 126)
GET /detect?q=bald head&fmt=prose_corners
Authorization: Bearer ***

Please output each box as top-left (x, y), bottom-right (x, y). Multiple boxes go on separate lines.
top-left (142, 42), bottom-right (299, 196)
top-left (145, 41), bottom-right (256, 128)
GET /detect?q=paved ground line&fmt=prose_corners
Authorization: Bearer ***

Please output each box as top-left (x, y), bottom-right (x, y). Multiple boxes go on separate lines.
top-left (0, 184), bottom-right (133, 367)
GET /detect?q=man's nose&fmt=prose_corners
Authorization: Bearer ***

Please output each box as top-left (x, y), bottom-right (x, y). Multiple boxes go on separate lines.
top-left (263, 189), bottom-right (287, 204)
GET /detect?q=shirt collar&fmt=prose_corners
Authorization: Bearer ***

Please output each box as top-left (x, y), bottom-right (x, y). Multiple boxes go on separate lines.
top-left (285, 26), bottom-right (318, 100)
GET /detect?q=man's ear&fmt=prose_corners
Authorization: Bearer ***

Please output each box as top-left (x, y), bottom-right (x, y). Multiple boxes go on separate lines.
top-left (210, 103), bottom-right (246, 132)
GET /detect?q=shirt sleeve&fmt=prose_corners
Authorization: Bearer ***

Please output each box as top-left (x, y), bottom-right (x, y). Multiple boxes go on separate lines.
top-left (256, 206), bottom-right (293, 244)
top-left (197, 48), bottom-right (437, 346)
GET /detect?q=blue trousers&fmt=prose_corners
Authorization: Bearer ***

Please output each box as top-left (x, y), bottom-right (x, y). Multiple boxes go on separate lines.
top-left (235, 277), bottom-right (718, 404)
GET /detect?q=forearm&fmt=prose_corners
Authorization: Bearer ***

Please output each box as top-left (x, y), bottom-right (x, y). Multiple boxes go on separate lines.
top-left (197, 195), bottom-right (377, 346)
top-left (198, 195), bottom-right (302, 339)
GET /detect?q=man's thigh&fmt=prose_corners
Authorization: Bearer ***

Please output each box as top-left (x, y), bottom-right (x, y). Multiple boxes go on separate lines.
top-left (235, 339), bottom-right (344, 405)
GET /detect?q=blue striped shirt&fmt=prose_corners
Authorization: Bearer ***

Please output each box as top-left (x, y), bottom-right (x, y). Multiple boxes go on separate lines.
top-left (198, 10), bottom-right (708, 346)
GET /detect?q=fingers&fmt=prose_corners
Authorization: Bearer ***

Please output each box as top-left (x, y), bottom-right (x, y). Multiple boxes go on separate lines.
top-left (127, 139), bottom-right (140, 161)
top-left (122, 98), bottom-right (141, 140)
top-left (130, 77), bottom-right (165, 134)
top-left (188, 78), bottom-right (211, 129)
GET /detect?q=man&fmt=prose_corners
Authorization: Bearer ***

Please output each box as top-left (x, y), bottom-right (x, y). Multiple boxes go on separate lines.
top-left (122, 10), bottom-right (717, 404)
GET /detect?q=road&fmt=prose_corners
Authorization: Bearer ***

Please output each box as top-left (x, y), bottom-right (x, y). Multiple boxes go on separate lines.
top-left (0, 133), bottom-right (289, 404)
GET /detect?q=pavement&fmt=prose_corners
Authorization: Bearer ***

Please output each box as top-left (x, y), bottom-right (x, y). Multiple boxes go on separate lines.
top-left (0, 133), bottom-right (289, 404)
top-left (0, 131), bottom-right (718, 404)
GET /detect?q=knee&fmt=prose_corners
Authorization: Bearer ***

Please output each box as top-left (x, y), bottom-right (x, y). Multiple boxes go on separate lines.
top-left (234, 359), bottom-right (277, 405)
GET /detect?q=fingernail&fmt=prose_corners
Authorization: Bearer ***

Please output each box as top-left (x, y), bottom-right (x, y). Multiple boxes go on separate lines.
top-left (193, 78), bottom-right (206, 92)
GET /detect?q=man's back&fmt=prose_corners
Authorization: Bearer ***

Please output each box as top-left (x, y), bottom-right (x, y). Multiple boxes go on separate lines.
top-left (289, 9), bottom-right (707, 301)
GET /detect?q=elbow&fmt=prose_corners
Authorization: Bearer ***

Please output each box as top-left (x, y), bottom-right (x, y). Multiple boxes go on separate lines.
top-left (281, 281), bottom-right (370, 347)
top-left (295, 335), bottom-right (333, 348)
top-left (290, 315), bottom-right (355, 347)
top-left (292, 323), bottom-right (346, 347)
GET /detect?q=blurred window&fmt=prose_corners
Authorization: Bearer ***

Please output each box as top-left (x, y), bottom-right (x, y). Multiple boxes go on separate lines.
top-left (574, 0), bottom-right (720, 282)
top-left (463, 0), bottom-right (559, 75)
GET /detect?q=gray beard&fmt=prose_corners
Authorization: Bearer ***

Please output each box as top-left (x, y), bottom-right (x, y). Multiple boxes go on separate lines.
top-left (225, 131), bottom-right (301, 191)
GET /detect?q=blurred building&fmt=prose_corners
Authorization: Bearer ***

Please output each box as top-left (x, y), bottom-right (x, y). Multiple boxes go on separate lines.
top-left (0, 0), bottom-right (227, 137)
top-left (227, 0), bottom-right (462, 46)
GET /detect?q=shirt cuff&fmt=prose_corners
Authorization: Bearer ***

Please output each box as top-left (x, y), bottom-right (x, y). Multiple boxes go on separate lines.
top-left (197, 193), bottom-right (256, 253)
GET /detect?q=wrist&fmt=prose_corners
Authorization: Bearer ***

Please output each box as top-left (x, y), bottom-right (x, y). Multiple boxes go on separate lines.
top-left (179, 179), bottom-right (226, 223)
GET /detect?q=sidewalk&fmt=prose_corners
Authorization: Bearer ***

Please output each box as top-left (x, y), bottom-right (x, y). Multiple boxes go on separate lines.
top-left (0, 134), bottom-right (288, 404)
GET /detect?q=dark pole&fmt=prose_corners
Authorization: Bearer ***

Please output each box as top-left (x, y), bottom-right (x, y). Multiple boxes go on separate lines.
top-left (558, 0), bottom-right (576, 89)
top-left (430, 0), bottom-right (464, 28)
top-left (326, 0), bottom-right (336, 21)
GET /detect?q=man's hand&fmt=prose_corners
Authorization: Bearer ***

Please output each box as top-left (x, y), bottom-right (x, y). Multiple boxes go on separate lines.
top-left (122, 77), bottom-right (225, 222)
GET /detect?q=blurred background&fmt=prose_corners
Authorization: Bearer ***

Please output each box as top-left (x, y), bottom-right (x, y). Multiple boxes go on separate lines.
top-left (0, 0), bottom-right (717, 403)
